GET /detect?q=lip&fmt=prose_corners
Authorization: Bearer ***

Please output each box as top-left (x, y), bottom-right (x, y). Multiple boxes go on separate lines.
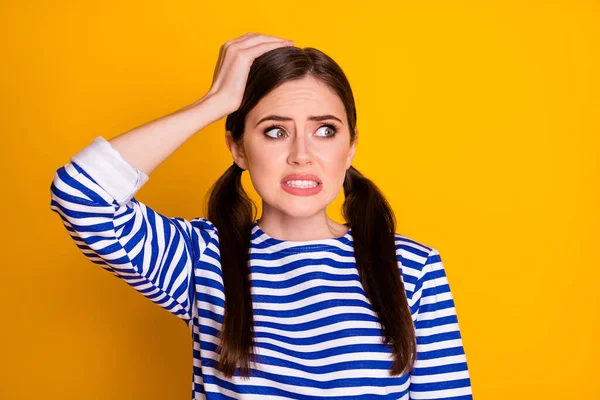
top-left (281, 174), bottom-right (322, 184)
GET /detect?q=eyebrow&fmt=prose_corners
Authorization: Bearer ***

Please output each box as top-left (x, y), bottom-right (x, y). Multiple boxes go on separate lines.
top-left (254, 114), bottom-right (343, 127)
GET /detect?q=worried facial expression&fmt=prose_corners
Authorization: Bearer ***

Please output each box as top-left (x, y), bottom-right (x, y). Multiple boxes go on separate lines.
top-left (226, 76), bottom-right (358, 218)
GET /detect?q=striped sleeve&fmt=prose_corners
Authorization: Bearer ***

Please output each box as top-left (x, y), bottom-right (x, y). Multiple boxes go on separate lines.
top-left (49, 136), bottom-right (213, 324)
top-left (409, 248), bottom-right (473, 399)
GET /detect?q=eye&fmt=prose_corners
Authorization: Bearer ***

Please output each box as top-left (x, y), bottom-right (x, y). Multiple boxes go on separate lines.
top-left (316, 124), bottom-right (338, 138)
top-left (263, 125), bottom-right (287, 139)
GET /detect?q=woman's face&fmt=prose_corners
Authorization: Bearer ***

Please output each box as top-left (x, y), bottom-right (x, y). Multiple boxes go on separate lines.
top-left (227, 75), bottom-right (357, 218)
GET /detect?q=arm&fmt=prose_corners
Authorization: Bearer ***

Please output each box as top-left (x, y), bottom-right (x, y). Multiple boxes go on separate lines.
top-left (48, 94), bottom-right (227, 323)
top-left (49, 137), bottom-right (217, 324)
top-left (409, 248), bottom-right (473, 399)
top-left (108, 94), bottom-right (226, 177)
top-left (49, 33), bottom-right (293, 322)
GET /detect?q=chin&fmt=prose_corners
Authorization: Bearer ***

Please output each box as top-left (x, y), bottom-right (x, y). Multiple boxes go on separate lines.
top-left (267, 195), bottom-right (327, 219)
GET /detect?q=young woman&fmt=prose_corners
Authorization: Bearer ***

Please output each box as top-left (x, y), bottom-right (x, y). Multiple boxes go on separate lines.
top-left (50, 33), bottom-right (472, 399)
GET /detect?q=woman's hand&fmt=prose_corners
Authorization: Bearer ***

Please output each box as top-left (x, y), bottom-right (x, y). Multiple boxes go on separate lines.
top-left (205, 33), bottom-right (294, 116)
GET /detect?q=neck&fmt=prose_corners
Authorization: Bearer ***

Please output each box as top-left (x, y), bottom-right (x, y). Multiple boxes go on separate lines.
top-left (258, 202), bottom-right (349, 241)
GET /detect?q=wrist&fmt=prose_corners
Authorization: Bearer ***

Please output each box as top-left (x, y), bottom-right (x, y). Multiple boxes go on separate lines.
top-left (191, 92), bottom-right (231, 117)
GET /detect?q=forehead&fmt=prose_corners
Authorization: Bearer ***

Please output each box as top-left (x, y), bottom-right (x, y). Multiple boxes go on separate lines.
top-left (247, 76), bottom-right (346, 123)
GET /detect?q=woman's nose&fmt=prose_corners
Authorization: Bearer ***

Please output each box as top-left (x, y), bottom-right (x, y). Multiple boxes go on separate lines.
top-left (287, 134), bottom-right (313, 165)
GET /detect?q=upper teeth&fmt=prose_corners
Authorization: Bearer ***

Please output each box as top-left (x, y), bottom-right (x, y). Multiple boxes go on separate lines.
top-left (285, 180), bottom-right (319, 188)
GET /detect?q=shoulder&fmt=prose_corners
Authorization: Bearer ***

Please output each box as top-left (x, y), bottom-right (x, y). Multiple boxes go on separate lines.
top-left (393, 232), bottom-right (436, 273)
top-left (168, 216), bottom-right (220, 256)
top-left (393, 232), bottom-right (439, 299)
top-left (188, 216), bottom-right (218, 233)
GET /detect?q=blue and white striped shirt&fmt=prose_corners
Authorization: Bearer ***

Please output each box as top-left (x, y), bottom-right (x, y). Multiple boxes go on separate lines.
top-left (49, 136), bottom-right (473, 399)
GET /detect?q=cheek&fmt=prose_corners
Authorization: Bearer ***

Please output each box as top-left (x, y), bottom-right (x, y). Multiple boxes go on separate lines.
top-left (315, 152), bottom-right (349, 201)
top-left (245, 145), bottom-right (282, 192)
top-left (321, 150), bottom-right (350, 178)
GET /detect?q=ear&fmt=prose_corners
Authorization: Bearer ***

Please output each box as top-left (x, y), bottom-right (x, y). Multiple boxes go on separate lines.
top-left (345, 128), bottom-right (358, 170)
top-left (226, 130), bottom-right (249, 170)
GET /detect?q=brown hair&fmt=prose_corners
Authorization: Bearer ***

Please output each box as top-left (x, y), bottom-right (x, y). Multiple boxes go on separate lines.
top-left (206, 46), bottom-right (416, 378)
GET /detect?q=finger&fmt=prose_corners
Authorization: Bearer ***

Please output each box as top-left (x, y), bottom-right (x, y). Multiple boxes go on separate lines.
top-left (214, 33), bottom-right (256, 81)
top-left (225, 32), bottom-right (256, 46)
top-left (234, 34), bottom-right (292, 50)
top-left (240, 40), bottom-right (295, 60)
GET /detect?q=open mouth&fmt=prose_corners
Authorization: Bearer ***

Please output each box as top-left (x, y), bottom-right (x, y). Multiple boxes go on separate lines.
top-left (282, 180), bottom-right (321, 189)
top-left (280, 174), bottom-right (322, 196)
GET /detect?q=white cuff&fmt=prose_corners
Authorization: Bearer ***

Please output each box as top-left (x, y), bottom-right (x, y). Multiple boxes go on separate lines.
top-left (71, 136), bottom-right (149, 206)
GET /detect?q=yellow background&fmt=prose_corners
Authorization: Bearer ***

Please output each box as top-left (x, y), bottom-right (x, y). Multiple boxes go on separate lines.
top-left (2, 0), bottom-right (598, 399)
